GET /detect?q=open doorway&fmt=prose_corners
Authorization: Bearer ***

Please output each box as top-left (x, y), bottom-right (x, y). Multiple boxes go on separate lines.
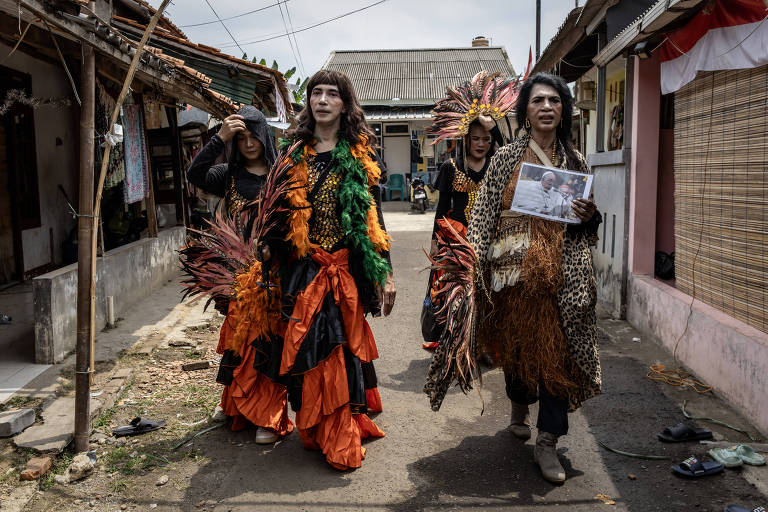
top-left (0, 66), bottom-right (41, 287)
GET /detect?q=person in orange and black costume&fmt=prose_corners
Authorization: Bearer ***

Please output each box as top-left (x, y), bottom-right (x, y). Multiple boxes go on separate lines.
top-left (257, 69), bottom-right (395, 470)
top-left (182, 105), bottom-right (291, 445)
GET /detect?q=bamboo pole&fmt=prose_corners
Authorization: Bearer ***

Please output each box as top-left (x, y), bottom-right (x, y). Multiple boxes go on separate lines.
top-left (82, 0), bottom-right (172, 436)
top-left (74, 41), bottom-right (95, 453)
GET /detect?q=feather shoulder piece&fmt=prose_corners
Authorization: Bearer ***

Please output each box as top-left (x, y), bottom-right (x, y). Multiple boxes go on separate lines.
top-left (423, 219), bottom-right (482, 411)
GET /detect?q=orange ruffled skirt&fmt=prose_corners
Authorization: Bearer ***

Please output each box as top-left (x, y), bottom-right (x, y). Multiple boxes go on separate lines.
top-left (281, 248), bottom-right (385, 470)
top-left (216, 307), bottom-right (294, 436)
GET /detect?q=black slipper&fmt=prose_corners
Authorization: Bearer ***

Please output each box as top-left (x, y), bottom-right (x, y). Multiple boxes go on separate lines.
top-left (112, 417), bottom-right (166, 437)
top-left (672, 456), bottom-right (724, 478)
top-left (658, 422), bottom-right (713, 442)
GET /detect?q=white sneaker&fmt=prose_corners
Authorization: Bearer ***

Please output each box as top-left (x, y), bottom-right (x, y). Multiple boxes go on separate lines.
top-left (211, 404), bottom-right (226, 422)
top-left (254, 427), bottom-right (278, 444)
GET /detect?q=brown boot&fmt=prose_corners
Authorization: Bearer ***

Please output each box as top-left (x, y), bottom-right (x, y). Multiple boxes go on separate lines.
top-left (533, 431), bottom-right (566, 483)
top-left (509, 401), bottom-right (532, 440)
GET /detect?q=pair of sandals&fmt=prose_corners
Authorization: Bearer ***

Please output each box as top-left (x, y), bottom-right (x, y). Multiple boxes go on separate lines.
top-left (709, 445), bottom-right (766, 467)
top-left (660, 423), bottom-right (766, 478)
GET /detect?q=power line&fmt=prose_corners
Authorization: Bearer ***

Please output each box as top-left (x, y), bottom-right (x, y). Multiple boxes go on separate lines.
top-left (276, 0), bottom-right (302, 76)
top-left (217, 0), bottom-right (388, 49)
top-left (179, 1), bottom-right (288, 29)
top-left (284, 1), bottom-right (306, 76)
top-left (201, 0), bottom-right (245, 56)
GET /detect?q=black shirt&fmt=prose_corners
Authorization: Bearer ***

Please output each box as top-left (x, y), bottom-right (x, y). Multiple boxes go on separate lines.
top-left (186, 134), bottom-right (266, 202)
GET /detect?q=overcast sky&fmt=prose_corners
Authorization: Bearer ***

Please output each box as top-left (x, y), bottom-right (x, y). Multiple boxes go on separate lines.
top-left (154, 0), bottom-right (579, 81)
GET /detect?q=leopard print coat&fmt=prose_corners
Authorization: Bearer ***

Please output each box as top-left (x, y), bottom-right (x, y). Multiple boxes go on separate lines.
top-left (467, 134), bottom-right (602, 410)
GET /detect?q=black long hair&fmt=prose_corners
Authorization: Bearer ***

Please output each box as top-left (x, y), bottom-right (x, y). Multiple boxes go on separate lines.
top-left (463, 119), bottom-right (497, 159)
top-left (293, 70), bottom-right (376, 147)
top-left (515, 72), bottom-right (579, 168)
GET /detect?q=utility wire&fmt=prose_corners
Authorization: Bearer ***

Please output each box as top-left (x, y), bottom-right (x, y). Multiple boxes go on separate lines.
top-left (284, 1), bottom-right (306, 76)
top-left (277, 0), bottom-right (302, 76)
top-left (217, 0), bottom-right (388, 48)
top-left (179, 0), bottom-right (287, 28)
top-left (201, 0), bottom-right (246, 56)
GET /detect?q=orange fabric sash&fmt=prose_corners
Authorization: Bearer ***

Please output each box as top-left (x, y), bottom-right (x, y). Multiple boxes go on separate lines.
top-left (280, 248), bottom-right (378, 375)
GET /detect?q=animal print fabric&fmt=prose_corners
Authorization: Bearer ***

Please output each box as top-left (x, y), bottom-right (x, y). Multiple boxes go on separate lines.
top-left (467, 134), bottom-right (602, 410)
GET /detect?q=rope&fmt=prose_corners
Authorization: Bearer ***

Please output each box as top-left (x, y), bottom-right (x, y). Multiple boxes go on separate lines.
top-left (646, 364), bottom-right (712, 393)
top-left (597, 441), bottom-right (670, 460)
top-left (682, 400), bottom-right (761, 442)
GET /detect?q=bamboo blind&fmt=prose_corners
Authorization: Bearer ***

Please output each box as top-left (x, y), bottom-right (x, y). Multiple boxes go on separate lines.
top-left (674, 64), bottom-right (768, 334)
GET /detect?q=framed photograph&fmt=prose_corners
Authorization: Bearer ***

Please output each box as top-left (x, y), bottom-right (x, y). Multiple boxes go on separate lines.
top-left (510, 162), bottom-right (594, 224)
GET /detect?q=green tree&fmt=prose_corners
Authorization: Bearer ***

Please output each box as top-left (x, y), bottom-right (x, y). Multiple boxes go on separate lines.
top-left (255, 58), bottom-right (308, 105)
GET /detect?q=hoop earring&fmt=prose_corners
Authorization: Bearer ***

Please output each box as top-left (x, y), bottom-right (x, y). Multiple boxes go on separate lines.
top-left (524, 118), bottom-right (531, 130)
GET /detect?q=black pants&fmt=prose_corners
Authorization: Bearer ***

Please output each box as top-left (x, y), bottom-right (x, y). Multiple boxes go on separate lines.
top-left (504, 373), bottom-right (569, 437)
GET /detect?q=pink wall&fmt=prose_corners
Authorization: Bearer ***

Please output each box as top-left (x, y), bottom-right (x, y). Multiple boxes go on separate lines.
top-left (655, 129), bottom-right (675, 255)
top-left (628, 55), bottom-right (661, 275)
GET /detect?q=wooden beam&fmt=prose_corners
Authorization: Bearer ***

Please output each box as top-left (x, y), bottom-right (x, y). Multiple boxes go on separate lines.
top-left (139, 94), bottom-right (158, 237)
top-left (74, 41), bottom-right (95, 453)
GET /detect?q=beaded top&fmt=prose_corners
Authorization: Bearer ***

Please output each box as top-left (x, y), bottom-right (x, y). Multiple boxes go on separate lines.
top-left (451, 160), bottom-right (483, 223)
top-left (307, 152), bottom-right (345, 251)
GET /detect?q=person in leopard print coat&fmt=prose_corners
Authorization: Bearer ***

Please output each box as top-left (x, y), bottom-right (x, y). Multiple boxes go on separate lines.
top-left (466, 73), bottom-right (602, 484)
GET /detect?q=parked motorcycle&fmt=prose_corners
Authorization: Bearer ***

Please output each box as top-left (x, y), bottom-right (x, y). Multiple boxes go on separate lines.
top-left (410, 177), bottom-right (429, 214)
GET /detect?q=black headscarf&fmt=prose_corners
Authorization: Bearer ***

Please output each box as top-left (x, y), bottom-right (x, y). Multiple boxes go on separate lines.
top-left (228, 105), bottom-right (277, 171)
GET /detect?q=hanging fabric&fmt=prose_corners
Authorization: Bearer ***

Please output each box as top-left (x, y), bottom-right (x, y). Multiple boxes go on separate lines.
top-left (122, 98), bottom-right (149, 204)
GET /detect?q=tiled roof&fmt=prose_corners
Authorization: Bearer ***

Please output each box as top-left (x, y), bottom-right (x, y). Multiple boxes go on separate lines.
top-left (125, 0), bottom-right (188, 39)
top-left (324, 47), bottom-right (515, 105)
top-left (112, 15), bottom-right (292, 112)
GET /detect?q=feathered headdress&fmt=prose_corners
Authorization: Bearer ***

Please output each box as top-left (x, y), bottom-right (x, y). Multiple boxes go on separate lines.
top-left (428, 63), bottom-right (531, 144)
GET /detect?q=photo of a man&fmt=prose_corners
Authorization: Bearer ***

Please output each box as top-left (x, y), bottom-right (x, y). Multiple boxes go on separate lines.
top-left (510, 163), bottom-right (593, 224)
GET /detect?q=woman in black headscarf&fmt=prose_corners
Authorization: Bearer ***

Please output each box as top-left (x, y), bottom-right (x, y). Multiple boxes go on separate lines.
top-left (185, 106), bottom-right (290, 445)
top-left (187, 105), bottom-right (277, 215)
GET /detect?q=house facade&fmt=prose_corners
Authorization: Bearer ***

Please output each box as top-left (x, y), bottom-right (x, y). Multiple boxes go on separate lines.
top-left (322, 39), bottom-right (516, 191)
top-left (536, 0), bottom-right (768, 435)
top-left (0, 0), bottom-right (289, 364)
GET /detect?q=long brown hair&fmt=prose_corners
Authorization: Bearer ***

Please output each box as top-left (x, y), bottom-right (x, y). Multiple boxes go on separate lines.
top-left (293, 70), bottom-right (376, 147)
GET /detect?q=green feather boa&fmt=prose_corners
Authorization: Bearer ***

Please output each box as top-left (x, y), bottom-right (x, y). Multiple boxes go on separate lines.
top-left (278, 137), bottom-right (391, 286)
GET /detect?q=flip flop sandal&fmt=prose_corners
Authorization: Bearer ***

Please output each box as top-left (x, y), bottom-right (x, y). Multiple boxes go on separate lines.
top-left (112, 417), bottom-right (167, 437)
top-left (724, 506), bottom-right (766, 512)
top-left (735, 445), bottom-right (767, 466)
top-left (658, 422), bottom-right (713, 442)
top-left (671, 456), bottom-right (724, 478)
top-left (709, 448), bottom-right (743, 468)
top-left (422, 342), bottom-right (439, 351)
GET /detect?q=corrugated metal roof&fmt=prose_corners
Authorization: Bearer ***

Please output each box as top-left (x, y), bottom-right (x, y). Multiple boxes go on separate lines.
top-left (364, 106), bottom-right (433, 121)
top-left (324, 47), bottom-right (515, 104)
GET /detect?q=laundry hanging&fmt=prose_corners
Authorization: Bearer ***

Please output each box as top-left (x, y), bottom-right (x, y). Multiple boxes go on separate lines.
top-left (122, 101), bottom-right (149, 204)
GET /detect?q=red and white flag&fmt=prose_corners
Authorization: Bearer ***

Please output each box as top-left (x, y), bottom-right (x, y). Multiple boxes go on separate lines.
top-left (658, 0), bottom-right (768, 94)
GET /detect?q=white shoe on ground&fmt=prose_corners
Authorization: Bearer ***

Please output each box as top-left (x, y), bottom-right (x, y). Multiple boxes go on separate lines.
top-left (211, 404), bottom-right (226, 422)
top-left (254, 427), bottom-right (279, 444)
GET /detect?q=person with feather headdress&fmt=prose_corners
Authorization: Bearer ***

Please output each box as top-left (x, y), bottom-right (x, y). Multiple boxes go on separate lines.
top-left (255, 69), bottom-right (394, 470)
top-left (425, 73), bottom-right (602, 484)
top-left (182, 105), bottom-right (293, 445)
top-left (421, 71), bottom-right (518, 351)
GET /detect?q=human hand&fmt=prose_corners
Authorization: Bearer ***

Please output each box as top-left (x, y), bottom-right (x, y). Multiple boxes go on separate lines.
top-left (379, 273), bottom-right (396, 316)
top-left (477, 114), bottom-right (495, 131)
top-left (572, 198), bottom-right (596, 222)
top-left (217, 114), bottom-right (246, 142)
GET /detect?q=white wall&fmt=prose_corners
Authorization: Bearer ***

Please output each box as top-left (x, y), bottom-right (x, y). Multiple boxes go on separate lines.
top-left (1, 42), bottom-right (79, 272)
